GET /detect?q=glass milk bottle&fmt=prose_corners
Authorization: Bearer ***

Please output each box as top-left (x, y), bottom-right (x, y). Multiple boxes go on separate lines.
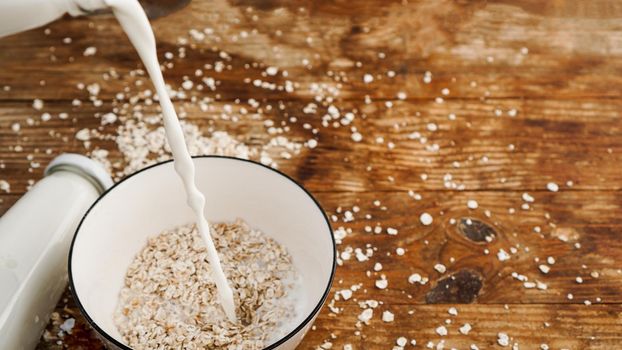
top-left (0, 0), bottom-right (108, 38)
top-left (0, 154), bottom-right (112, 349)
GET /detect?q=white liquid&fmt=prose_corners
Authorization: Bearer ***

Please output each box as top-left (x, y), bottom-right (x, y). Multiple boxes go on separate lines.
top-left (105, 0), bottom-right (237, 323)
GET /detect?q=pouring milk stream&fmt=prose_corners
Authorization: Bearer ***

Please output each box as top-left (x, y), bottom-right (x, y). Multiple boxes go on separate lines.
top-left (0, 0), bottom-right (237, 323)
top-left (106, 0), bottom-right (237, 323)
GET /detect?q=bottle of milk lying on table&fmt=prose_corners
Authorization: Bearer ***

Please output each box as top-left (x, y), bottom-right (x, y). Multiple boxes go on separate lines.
top-left (0, 154), bottom-right (112, 350)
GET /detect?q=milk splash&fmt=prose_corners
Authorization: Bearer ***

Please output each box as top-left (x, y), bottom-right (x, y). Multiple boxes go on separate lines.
top-left (105, 0), bottom-right (237, 322)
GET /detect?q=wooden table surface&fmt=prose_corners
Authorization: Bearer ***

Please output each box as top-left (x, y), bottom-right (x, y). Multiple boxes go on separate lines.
top-left (1, 0), bottom-right (622, 349)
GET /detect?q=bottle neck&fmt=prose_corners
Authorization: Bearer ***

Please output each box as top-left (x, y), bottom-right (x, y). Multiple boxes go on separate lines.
top-left (66, 0), bottom-right (108, 16)
top-left (44, 154), bottom-right (113, 195)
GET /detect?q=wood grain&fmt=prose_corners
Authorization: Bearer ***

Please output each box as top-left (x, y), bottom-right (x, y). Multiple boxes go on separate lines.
top-left (0, 0), bottom-right (620, 349)
top-left (37, 289), bottom-right (622, 349)
top-left (309, 304), bottom-right (622, 349)
top-left (1, 98), bottom-right (621, 193)
top-left (1, 0), bottom-right (622, 101)
top-left (318, 191), bottom-right (622, 305)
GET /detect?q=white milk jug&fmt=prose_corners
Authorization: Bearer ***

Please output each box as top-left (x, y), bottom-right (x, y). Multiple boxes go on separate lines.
top-left (0, 154), bottom-right (112, 349)
top-left (0, 0), bottom-right (108, 38)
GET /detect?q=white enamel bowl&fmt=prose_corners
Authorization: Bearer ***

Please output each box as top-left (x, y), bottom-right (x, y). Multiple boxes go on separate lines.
top-left (69, 156), bottom-right (336, 349)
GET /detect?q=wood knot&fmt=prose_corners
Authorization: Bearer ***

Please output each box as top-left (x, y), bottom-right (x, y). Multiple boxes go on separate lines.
top-left (425, 269), bottom-right (483, 304)
top-left (350, 25), bottom-right (363, 34)
top-left (457, 218), bottom-right (496, 243)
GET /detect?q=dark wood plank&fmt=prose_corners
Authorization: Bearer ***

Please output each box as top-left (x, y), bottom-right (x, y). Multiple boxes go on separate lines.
top-left (1, 98), bottom-right (621, 193)
top-left (1, 0), bottom-right (622, 101)
top-left (316, 191), bottom-right (622, 305)
top-left (35, 288), bottom-right (622, 349)
top-left (305, 304), bottom-right (622, 349)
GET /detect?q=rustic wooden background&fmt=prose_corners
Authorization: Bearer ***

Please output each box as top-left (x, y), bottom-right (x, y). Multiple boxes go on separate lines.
top-left (1, 0), bottom-right (621, 349)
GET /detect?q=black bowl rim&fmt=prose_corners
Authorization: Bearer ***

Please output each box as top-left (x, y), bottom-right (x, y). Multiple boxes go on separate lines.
top-left (67, 155), bottom-right (337, 350)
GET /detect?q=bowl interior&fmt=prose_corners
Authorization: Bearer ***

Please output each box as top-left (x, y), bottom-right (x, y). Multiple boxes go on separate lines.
top-left (70, 157), bottom-right (335, 346)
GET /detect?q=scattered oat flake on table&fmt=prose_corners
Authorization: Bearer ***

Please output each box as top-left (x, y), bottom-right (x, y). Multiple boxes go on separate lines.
top-left (59, 318), bottom-right (75, 334)
top-left (435, 326), bottom-right (448, 336)
top-left (423, 71), bottom-right (432, 83)
top-left (375, 276), bottom-right (388, 289)
top-left (396, 337), bottom-right (407, 347)
top-left (83, 47), bottom-right (97, 56)
top-left (538, 264), bottom-right (550, 274)
top-left (101, 112), bottom-right (117, 125)
top-left (497, 333), bottom-right (510, 347)
top-left (181, 80), bottom-right (194, 90)
top-left (408, 273), bottom-right (422, 284)
top-left (75, 128), bottom-right (90, 141)
top-left (497, 249), bottom-right (511, 261)
top-left (0, 180), bottom-right (10, 193)
top-left (358, 308), bottom-right (373, 324)
top-left (536, 281), bottom-right (548, 290)
top-left (387, 227), bottom-right (398, 235)
top-left (32, 99), bottom-right (44, 110)
top-left (382, 310), bottom-right (395, 322)
top-left (546, 182), bottom-right (559, 192)
top-left (523, 281), bottom-right (536, 289)
top-left (420, 212), bottom-right (433, 225)
top-left (426, 123), bottom-right (438, 132)
top-left (522, 192), bottom-right (535, 202)
top-left (434, 263), bottom-right (446, 274)
top-left (339, 289), bottom-right (353, 301)
top-left (459, 323), bottom-right (472, 335)
top-left (467, 199), bottom-right (478, 209)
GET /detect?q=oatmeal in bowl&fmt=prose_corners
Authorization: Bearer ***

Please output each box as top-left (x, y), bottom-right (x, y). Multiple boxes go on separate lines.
top-left (115, 220), bottom-right (299, 349)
